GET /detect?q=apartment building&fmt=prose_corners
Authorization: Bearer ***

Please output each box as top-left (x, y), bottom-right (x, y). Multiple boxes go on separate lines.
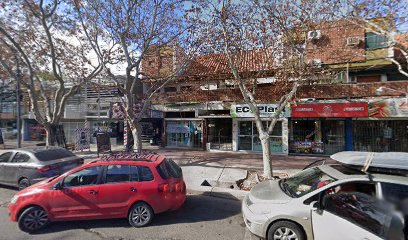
top-left (144, 19), bottom-right (408, 155)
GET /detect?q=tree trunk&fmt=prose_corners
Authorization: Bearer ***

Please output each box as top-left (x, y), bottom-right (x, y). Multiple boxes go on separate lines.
top-left (128, 120), bottom-right (142, 153)
top-left (260, 133), bottom-right (272, 178)
top-left (44, 124), bottom-right (57, 146)
top-left (132, 123), bottom-right (142, 153)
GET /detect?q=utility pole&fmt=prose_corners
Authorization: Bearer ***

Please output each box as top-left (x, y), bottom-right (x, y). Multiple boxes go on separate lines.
top-left (16, 56), bottom-right (22, 148)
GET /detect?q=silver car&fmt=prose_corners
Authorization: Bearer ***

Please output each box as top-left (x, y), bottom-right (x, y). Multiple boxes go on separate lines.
top-left (0, 147), bottom-right (84, 190)
top-left (242, 164), bottom-right (407, 240)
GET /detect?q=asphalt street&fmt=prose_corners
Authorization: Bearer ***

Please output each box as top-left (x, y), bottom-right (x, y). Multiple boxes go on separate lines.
top-left (0, 186), bottom-right (260, 240)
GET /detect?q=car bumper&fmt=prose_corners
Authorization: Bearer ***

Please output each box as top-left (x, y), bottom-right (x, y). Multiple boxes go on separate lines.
top-left (242, 195), bottom-right (268, 238)
top-left (8, 203), bottom-right (18, 222)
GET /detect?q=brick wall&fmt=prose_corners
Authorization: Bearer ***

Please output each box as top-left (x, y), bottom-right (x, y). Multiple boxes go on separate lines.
top-left (151, 81), bottom-right (408, 104)
top-left (305, 19), bottom-right (366, 64)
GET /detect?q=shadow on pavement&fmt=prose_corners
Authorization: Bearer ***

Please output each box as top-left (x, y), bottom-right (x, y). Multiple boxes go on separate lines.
top-left (31, 193), bottom-right (242, 234)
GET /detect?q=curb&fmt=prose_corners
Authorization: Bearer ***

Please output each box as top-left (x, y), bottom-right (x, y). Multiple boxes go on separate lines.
top-left (187, 187), bottom-right (248, 201)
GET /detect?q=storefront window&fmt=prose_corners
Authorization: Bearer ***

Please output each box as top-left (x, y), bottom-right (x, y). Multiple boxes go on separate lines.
top-left (353, 120), bottom-right (408, 152)
top-left (166, 121), bottom-right (202, 148)
top-left (289, 120), bottom-right (345, 155)
top-left (238, 121), bottom-right (283, 152)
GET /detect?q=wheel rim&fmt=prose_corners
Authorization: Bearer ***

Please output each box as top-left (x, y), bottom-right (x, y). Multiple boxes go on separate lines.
top-left (23, 209), bottom-right (48, 231)
top-left (131, 206), bottom-right (150, 226)
top-left (19, 180), bottom-right (29, 189)
top-left (273, 227), bottom-right (298, 240)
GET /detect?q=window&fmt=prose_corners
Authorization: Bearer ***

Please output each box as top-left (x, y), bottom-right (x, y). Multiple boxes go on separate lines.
top-left (63, 166), bottom-right (102, 187)
top-left (381, 183), bottom-right (408, 210)
top-left (130, 166), bottom-right (139, 182)
top-left (156, 160), bottom-right (182, 180)
top-left (35, 149), bottom-right (75, 161)
top-left (106, 165), bottom-right (130, 183)
top-left (238, 121), bottom-right (283, 152)
top-left (139, 166), bottom-right (154, 181)
top-left (0, 152), bottom-right (12, 163)
top-left (164, 87), bottom-right (177, 93)
top-left (323, 192), bottom-right (392, 238)
top-left (11, 153), bottom-right (30, 163)
top-left (365, 32), bottom-right (388, 50)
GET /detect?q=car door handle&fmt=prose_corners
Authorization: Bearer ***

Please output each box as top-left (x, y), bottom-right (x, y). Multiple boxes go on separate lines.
top-left (129, 187), bottom-right (137, 192)
top-left (89, 190), bottom-right (98, 195)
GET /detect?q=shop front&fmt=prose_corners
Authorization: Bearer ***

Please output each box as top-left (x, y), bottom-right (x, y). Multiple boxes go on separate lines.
top-left (165, 119), bottom-right (203, 148)
top-left (353, 98), bottom-right (408, 152)
top-left (231, 103), bottom-right (288, 154)
top-left (290, 102), bottom-right (368, 155)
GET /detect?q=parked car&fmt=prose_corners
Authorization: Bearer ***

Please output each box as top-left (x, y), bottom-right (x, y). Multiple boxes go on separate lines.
top-left (0, 147), bottom-right (84, 190)
top-left (242, 151), bottom-right (407, 240)
top-left (8, 154), bottom-right (186, 233)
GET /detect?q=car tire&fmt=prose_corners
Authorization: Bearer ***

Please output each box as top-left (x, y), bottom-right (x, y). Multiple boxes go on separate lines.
top-left (267, 221), bottom-right (305, 240)
top-left (18, 206), bottom-right (49, 233)
top-left (18, 178), bottom-right (30, 190)
top-left (128, 202), bottom-right (154, 228)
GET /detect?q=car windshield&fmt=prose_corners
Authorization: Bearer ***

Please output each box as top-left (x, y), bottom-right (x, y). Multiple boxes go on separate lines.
top-left (280, 167), bottom-right (336, 198)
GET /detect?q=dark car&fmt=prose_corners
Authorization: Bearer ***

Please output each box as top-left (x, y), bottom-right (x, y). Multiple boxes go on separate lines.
top-left (0, 147), bottom-right (84, 190)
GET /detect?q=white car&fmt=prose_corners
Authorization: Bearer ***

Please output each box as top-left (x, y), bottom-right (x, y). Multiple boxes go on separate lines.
top-left (242, 152), bottom-right (407, 240)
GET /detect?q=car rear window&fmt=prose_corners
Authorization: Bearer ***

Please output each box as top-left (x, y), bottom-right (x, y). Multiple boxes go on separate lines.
top-left (34, 149), bottom-right (75, 161)
top-left (156, 159), bottom-right (182, 179)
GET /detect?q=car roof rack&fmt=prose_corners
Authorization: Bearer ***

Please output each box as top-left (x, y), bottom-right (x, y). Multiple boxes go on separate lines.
top-left (331, 151), bottom-right (408, 177)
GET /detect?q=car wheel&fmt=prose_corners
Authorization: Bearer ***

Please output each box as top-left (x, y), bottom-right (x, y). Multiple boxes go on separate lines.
top-left (18, 178), bottom-right (30, 190)
top-left (128, 202), bottom-right (154, 227)
top-left (18, 206), bottom-right (49, 233)
top-left (267, 221), bottom-right (305, 240)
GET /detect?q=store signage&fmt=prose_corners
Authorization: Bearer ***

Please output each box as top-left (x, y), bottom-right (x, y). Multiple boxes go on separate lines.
top-left (369, 98), bottom-right (408, 117)
top-left (230, 104), bottom-right (283, 118)
top-left (292, 102), bottom-right (368, 118)
top-left (96, 132), bottom-right (111, 154)
top-left (75, 128), bottom-right (91, 151)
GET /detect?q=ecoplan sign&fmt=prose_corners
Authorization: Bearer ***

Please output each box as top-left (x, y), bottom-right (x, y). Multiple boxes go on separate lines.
top-left (230, 104), bottom-right (282, 118)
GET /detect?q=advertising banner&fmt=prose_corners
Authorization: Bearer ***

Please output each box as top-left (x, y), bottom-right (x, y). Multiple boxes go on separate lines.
top-left (75, 128), bottom-right (91, 151)
top-left (292, 102), bottom-right (368, 118)
top-left (230, 104), bottom-right (285, 118)
top-left (96, 132), bottom-right (111, 154)
top-left (368, 98), bottom-right (408, 118)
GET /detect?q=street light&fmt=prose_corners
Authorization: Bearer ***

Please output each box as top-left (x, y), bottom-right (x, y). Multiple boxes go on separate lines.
top-left (375, 86), bottom-right (408, 103)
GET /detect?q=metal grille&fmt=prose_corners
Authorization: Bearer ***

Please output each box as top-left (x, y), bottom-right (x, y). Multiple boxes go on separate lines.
top-left (353, 120), bottom-right (408, 152)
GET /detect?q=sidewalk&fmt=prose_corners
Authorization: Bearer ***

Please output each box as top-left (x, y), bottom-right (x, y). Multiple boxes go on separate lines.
top-left (1, 140), bottom-right (330, 171)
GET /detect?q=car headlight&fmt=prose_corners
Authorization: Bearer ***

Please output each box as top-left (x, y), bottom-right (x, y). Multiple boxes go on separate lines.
top-left (10, 195), bottom-right (19, 204)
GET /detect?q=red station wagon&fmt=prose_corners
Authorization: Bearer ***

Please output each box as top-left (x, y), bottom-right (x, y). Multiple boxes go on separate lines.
top-left (8, 154), bottom-right (186, 233)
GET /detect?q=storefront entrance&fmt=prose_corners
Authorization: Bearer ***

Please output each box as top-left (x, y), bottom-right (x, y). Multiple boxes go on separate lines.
top-left (289, 119), bottom-right (345, 155)
top-left (238, 120), bottom-right (283, 153)
top-left (207, 118), bottom-right (232, 151)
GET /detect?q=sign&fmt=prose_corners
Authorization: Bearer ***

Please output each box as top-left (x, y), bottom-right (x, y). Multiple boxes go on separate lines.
top-left (369, 98), bottom-right (408, 118)
top-left (292, 102), bottom-right (368, 118)
top-left (75, 128), bottom-right (91, 151)
top-left (230, 104), bottom-right (284, 118)
top-left (96, 132), bottom-right (111, 154)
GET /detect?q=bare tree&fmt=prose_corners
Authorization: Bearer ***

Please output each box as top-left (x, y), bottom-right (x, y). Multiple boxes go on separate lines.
top-left (76, 0), bottom-right (192, 152)
top-left (190, 0), bottom-right (336, 178)
top-left (0, 0), bottom-right (105, 146)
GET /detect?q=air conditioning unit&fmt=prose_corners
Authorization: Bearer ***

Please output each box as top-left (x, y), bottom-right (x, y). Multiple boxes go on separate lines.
top-left (346, 37), bottom-right (361, 47)
top-left (307, 30), bottom-right (322, 40)
top-left (308, 59), bottom-right (322, 67)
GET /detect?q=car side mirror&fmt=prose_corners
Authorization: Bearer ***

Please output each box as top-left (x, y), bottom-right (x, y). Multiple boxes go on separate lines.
top-left (53, 182), bottom-right (63, 190)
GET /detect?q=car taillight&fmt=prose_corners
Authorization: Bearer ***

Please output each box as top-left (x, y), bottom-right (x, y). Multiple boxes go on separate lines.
top-left (174, 183), bottom-right (181, 192)
top-left (37, 165), bottom-right (55, 172)
top-left (158, 183), bottom-right (170, 192)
